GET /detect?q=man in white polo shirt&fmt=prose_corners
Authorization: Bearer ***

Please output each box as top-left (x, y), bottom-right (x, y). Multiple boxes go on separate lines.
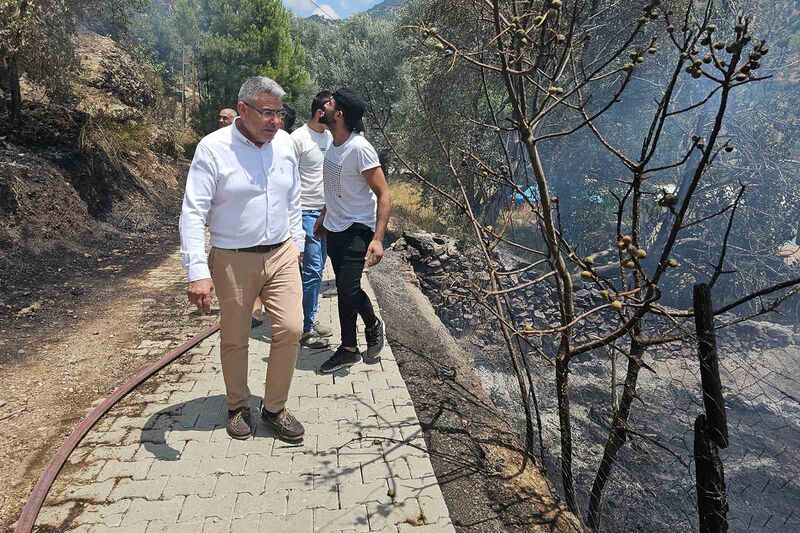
top-left (313, 87), bottom-right (391, 374)
top-left (292, 91), bottom-right (335, 349)
top-left (179, 76), bottom-right (306, 443)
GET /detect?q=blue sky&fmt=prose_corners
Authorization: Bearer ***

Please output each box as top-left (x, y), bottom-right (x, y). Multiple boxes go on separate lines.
top-left (282, 0), bottom-right (382, 19)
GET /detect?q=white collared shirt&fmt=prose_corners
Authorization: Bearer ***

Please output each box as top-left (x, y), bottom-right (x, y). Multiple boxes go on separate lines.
top-left (179, 120), bottom-right (304, 282)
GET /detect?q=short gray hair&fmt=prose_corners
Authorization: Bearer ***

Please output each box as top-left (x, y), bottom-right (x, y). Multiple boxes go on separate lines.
top-left (238, 76), bottom-right (286, 103)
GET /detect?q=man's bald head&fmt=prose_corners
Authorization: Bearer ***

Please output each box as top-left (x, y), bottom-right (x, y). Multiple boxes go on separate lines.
top-left (218, 108), bottom-right (237, 128)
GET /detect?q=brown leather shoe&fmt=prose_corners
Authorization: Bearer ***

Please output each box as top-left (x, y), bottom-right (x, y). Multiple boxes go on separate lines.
top-left (226, 407), bottom-right (252, 440)
top-left (261, 407), bottom-right (305, 443)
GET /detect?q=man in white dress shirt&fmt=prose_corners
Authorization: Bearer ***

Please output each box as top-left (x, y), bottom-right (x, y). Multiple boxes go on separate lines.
top-left (180, 76), bottom-right (305, 442)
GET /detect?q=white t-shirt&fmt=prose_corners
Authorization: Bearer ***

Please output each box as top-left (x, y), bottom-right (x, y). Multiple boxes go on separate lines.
top-left (322, 132), bottom-right (381, 232)
top-left (291, 124), bottom-right (331, 210)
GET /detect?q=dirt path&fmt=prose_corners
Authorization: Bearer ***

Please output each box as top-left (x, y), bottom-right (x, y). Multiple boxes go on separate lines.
top-left (0, 233), bottom-right (216, 531)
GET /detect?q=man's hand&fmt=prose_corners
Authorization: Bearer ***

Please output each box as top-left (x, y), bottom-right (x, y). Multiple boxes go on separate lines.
top-left (299, 252), bottom-right (304, 268)
top-left (188, 278), bottom-right (214, 314)
top-left (365, 239), bottom-right (384, 267)
top-left (313, 217), bottom-right (326, 239)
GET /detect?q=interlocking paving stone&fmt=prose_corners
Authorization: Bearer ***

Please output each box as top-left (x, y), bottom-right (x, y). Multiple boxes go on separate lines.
top-left (314, 505), bottom-right (370, 532)
top-left (232, 490), bottom-right (289, 518)
top-left (231, 513), bottom-right (260, 530)
top-left (59, 479), bottom-right (116, 502)
top-left (243, 454), bottom-right (293, 475)
top-left (178, 494), bottom-right (236, 522)
top-left (37, 264), bottom-right (454, 532)
top-left (398, 520), bottom-right (457, 533)
top-left (162, 474), bottom-right (216, 498)
top-left (70, 501), bottom-right (132, 528)
top-left (213, 472), bottom-right (267, 496)
top-left (287, 488), bottom-right (339, 514)
top-left (339, 480), bottom-right (392, 507)
top-left (366, 498), bottom-right (424, 531)
top-left (259, 509), bottom-right (314, 532)
top-left (35, 501), bottom-right (78, 528)
top-left (107, 477), bottom-right (168, 501)
top-left (120, 496), bottom-right (184, 527)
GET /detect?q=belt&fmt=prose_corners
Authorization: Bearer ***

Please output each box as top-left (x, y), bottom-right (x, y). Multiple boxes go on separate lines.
top-left (225, 239), bottom-right (289, 253)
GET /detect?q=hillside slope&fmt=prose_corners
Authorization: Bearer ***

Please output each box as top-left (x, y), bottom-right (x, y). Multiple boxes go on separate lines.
top-left (367, 0), bottom-right (404, 19)
top-left (0, 31), bottom-right (190, 327)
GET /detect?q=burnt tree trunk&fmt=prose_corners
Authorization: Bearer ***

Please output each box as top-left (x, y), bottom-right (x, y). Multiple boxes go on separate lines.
top-left (694, 415), bottom-right (729, 533)
top-left (693, 283), bottom-right (729, 533)
top-left (693, 284), bottom-right (729, 448)
top-left (9, 55), bottom-right (21, 127)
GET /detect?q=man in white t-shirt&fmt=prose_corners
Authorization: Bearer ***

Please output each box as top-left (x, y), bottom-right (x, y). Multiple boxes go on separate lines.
top-left (291, 91), bottom-right (334, 349)
top-left (313, 88), bottom-right (391, 374)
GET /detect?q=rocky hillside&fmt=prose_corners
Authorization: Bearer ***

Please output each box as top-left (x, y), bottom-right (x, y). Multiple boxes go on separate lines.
top-left (367, 0), bottom-right (404, 19)
top-left (391, 231), bottom-right (800, 532)
top-left (0, 31), bottom-right (191, 323)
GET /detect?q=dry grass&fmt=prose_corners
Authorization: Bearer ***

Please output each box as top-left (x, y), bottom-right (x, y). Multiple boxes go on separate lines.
top-left (388, 180), bottom-right (546, 253)
top-left (494, 203), bottom-right (547, 254)
top-left (79, 116), bottom-right (151, 158)
top-left (387, 179), bottom-right (448, 236)
top-left (77, 116), bottom-right (154, 175)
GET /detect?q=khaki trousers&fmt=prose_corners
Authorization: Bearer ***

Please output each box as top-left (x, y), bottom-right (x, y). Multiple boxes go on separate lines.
top-left (210, 241), bottom-right (302, 412)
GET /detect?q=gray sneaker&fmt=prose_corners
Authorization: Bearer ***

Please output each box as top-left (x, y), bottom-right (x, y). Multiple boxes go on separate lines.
top-left (321, 287), bottom-right (337, 298)
top-left (300, 331), bottom-right (329, 349)
top-left (313, 320), bottom-right (333, 337)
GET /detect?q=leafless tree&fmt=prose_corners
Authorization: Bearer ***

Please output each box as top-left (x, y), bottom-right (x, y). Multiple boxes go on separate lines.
top-left (374, 0), bottom-right (800, 528)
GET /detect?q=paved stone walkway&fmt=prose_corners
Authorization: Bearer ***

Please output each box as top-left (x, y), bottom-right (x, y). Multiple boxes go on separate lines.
top-left (36, 267), bottom-right (455, 532)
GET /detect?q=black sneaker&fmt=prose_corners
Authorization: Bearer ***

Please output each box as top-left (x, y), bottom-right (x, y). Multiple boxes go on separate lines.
top-left (261, 407), bottom-right (305, 443)
top-left (320, 346), bottom-right (362, 374)
top-left (226, 407), bottom-right (252, 440)
top-left (364, 318), bottom-right (384, 362)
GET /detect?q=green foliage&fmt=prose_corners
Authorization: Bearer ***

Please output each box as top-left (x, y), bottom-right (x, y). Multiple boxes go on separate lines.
top-left (173, 0), bottom-right (200, 47)
top-left (0, 0), bottom-right (80, 100)
top-left (294, 13), bottom-right (415, 170)
top-left (79, 0), bottom-right (150, 41)
top-left (190, 0), bottom-right (308, 132)
top-left (126, 0), bottom-right (183, 79)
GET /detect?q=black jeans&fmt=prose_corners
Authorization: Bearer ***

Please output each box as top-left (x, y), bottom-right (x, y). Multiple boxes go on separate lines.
top-left (327, 223), bottom-right (378, 348)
